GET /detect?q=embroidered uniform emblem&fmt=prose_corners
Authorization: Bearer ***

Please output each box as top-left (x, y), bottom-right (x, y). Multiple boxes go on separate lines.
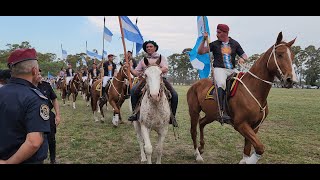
top-left (40, 104), bottom-right (50, 121)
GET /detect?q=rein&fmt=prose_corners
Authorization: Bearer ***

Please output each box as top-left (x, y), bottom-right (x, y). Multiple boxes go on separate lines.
top-left (107, 66), bottom-right (129, 104)
top-left (233, 44), bottom-right (289, 130)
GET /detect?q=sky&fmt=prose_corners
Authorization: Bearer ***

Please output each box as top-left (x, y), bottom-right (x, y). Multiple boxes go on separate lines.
top-left (1, 16), bottom-right (320, 61)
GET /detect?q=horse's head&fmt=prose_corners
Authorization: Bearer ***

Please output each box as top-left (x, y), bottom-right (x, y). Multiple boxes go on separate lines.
top-left (267, 32), bottom-right (298, 88)
top-left (73, 73), bottom-right (82, 88)
top-left (144, 57), bottom-right (163, 102)
top-left (117, 62), bottom-right (130, 81)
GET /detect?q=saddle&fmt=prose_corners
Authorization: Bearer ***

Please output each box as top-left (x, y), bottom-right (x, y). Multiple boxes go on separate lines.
top-left (95, 80), bottom-right (102, 91)
top-left (225, 72), bottom-right (245, 99)
top-left (205, 72), bottom-right (245, 101)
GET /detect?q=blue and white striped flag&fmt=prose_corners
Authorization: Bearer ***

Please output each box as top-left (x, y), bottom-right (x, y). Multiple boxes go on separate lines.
top-left (81, 56), bottom-right (87, 66)
top-left (103, 26), bottom-right (113, 42)
top-left (120, 16), bottom-right (144, 54)
top-left (188, 16), bottom-right (211, 79)
top-left (86, 50), bottom-right (98, 59)
top-left (102, 50), bottom-right (108, 59)
top-left (62, 49), bottom-right (67, 60)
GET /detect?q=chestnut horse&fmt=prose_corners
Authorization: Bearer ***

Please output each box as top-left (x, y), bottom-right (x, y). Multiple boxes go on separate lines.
top-left (187, 32), bottom-right (297, 164)
top-left (90, 63), bottom-right (130, 126)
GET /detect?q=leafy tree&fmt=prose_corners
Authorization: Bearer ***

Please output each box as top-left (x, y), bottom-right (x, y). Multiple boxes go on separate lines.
top-left (304, 46), bottom-right (320, 86)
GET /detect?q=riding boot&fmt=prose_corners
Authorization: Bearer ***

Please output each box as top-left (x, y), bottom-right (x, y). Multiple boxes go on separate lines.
top-left (128, 104), bottom-right (139, 121)
top-left (125, 84), bottom-right (130, 99)
top-left (66, 84), bottom-right (70, 94)
top-left (217, 87), bottom-right (232, 122)
top-left (99, 87), bottom-right (106, 101)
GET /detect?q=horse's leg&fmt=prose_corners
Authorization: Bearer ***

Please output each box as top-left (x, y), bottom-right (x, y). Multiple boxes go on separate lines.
top-left (97, 99), bottom-right (101, 113)
top-left (99, 99), bottom-right (105, 122)
top-left (155, 124), bottom-right (169, 164)
top-left (109, 100), bottom-right (120, 127)
top-left (236, 123), bottom-right (264, 164)
top-left (140, 124), bottom-right (152, 164)
top-left (72, 92), bottom-right (76, 109)
top-left (86, 93), bottom-right (90, 107)
top-left (198, 115), bottom-right (213, 154)
top-left (133, 121), bottom-right (147, 163)
top-left (239, 127), bottom-right (260, 164)
top-left (187, 87), bottom-right (204, 162)
top-left (91, 95), bottom-right (99, 122)
top-left (189, 111), bottom-right (203, 162)
top-left (118, 99), bottom-right (125, 124)
top-left (62, 89), bottom-right (66, 106)
top-left (82, 89), bottom-right (86, 100)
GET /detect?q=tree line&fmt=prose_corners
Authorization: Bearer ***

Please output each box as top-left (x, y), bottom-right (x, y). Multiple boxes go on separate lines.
top-left (0, 41), bottom-right (319, 86)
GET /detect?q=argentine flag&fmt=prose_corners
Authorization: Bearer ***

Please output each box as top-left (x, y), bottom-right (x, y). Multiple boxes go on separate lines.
top-left (81, 56), bottom-right (87, 66)
top-left (103, 26), bottom-right (113, 42)
top-left (62, 49), bottom-right (67, 60)
top-left (86, 50), bottom-right (98, 59)
top-left (102, 50), bottom-right (108, 59)
top-left (188, 16), bottom-right (211, 79)
top-left (120, 16), bottom-right (144, 54)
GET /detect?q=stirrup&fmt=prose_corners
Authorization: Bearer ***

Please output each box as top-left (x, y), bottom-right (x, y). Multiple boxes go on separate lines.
top-left (169, 114), bottom-right (178, 127)
top-left (128, 113), bottom-right (139, 121)
top-left (217, 112), bottom-right (232, 124)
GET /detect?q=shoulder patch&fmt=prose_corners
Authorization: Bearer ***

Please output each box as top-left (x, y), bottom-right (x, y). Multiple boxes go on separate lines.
top-left (40, 104), bottom-right (50, 121)
top-left (31, 88), bottom-right (48, 100)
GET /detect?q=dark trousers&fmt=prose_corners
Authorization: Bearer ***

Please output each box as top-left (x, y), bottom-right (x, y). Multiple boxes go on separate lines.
top-left (130, 77), bottom-right (178, 116)
top-left (163, 78), bottom-right (178, 116)
top-left (130, 82), bottom-right (140, 111)
top-left (47, 111), bottom-right (56, 163)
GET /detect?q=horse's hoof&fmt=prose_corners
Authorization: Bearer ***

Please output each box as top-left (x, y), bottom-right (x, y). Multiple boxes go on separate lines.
top-left (196, 157), bottom-right (204, 163)
top-left (239, 159), bottom-right (247, 164)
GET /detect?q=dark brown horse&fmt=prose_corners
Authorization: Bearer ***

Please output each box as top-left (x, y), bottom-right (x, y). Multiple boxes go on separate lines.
top-left (187, 32), bottom-right (297, 164)
top-left (90, 63), bottom-right (130, 126)
top-left (62, 73), bottom-right (81, 109)
top-left (80, 76), bottom-right (91, 107)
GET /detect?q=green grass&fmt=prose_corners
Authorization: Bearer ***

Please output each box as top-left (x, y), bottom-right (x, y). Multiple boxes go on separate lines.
top-left (50, 87), bottom-right (320, 164)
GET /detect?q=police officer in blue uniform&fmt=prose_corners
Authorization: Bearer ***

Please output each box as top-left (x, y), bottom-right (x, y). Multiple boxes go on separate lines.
top-left (0, 48), bottom-right (50, 164)
top-left (36, 69), bottom-right (61, 164)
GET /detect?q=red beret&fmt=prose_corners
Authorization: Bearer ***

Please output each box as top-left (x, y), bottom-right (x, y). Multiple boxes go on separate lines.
top-left (7, 48), bottom-right (37, 66)
top-left (217, 24), bottom-right (229, 32)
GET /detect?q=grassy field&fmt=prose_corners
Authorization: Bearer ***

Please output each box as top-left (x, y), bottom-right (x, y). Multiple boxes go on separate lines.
top-left (51, 86), bottom-right (320, 164)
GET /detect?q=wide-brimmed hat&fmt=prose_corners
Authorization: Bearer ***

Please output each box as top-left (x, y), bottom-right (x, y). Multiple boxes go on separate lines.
top-left (143, 40), bottom-right (158, 52)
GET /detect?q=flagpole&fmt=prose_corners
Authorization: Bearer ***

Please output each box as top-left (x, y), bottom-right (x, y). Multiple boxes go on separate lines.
top-left (118, 16), bottom-right (132, 89)
top-left (100, 17), bottom-right (106, 97)
top-left (61, 44), bottom-right (64, 62)
top-left (202, 16), bottom-right (222, 118)
top-left (131, 17), bottom-right (138, 55)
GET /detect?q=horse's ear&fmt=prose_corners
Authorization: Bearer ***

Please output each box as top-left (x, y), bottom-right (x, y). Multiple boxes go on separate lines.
top-left (120, 61), bottom-right (123, 66)
top-left (286, 37), bottom-right (296, 47)
top-left (156, 55), bottom-right (162, 65)
top-left (276, 31), bottom-right (283, 45)
top-left (144, 57), bottom-right (149, 66)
